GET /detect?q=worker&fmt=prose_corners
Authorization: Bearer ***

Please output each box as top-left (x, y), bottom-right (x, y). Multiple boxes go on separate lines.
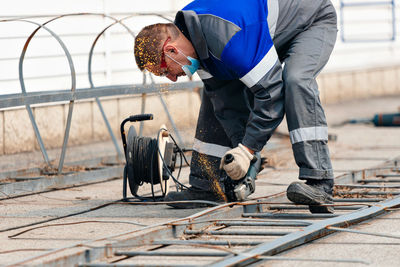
top-left (134, 0), bottom-right (337, 213)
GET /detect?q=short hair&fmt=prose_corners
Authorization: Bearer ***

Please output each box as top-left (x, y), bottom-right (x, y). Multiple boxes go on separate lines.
top-left (134, 23), bottom-right (180, 72)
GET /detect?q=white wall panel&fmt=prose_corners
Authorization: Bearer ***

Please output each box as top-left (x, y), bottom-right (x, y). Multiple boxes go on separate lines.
top-left (0, 0), bottom-right (400, 94)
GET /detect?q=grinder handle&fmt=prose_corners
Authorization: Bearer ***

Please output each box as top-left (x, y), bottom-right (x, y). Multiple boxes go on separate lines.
top-left (120, 113), bottom-right (154, 158)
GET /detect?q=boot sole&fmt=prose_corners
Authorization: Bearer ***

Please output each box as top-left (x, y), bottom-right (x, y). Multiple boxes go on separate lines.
top-left (287, 182), bottom-right (334, 214)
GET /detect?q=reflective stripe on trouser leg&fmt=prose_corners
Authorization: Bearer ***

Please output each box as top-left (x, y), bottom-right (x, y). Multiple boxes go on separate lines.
top-left (282, 13), bottom-right (337, 180)
top-left (189, 90), bottom-right (232, 192)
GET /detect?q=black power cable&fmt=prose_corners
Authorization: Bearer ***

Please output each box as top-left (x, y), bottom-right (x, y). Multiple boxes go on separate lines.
top-left (127, 135), bottom-right (165, 201)
top-left (130, 136), bottom-right (160, 185)
top-left (156, 129), bottom-right (203, 193)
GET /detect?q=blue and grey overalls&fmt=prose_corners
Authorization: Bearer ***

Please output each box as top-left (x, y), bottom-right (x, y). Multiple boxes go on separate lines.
top-left (174, 0), bottom-right (337, 192)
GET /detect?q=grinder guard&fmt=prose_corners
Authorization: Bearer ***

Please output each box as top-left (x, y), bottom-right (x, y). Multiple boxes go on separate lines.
top-left (224, 152), bottom-right (262, 202)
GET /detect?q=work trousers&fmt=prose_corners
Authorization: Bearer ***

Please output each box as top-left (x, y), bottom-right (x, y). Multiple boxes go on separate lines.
top-left (189, 12), bottom-right (337, 192)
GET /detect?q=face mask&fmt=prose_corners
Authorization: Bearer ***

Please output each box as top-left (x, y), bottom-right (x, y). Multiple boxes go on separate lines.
top-left (166, 49), bottom-right (200, 78)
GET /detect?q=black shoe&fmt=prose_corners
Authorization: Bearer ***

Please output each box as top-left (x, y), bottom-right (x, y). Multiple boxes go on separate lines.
top-left (286, 179), bottom-right (334, 214)
top-left (164, 187), bottom-right (226, 209)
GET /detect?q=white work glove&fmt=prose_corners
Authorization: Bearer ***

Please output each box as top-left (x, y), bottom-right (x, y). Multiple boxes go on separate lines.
top-left (220, 143), bottom-right (255, 180)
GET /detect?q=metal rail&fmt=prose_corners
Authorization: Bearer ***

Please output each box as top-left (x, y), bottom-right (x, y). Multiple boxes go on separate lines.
top-left (0, 82), bottom-right (202, 109)
top-left (5, 158), bottom-right (399, 266)
top-left (0, 165), bottom-right (123, 200)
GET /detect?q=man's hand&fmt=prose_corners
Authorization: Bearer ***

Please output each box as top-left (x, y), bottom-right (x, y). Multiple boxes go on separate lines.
top-left (220, 144), bottom-right (255, 180)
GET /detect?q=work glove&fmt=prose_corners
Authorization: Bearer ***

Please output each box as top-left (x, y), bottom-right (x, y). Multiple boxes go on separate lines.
top-left (220, 143), bottom-right (255, 180)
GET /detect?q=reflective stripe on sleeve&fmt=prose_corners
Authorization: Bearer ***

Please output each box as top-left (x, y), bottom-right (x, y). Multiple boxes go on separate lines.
top-left (240, 46), bottom-right (278, 88)
top-left (289, 126), bottom-right (328, 144)
top-left (267, 0), bottom-right (279, 39)
top-left (193, 138), bottom-right (231, 158)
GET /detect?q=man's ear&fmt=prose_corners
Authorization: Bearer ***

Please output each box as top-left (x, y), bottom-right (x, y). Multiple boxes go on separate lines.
top-left (165, 44), bottom-right (178, 54)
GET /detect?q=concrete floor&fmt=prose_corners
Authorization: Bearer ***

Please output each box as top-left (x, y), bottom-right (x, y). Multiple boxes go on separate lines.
top-left (0, 95), bottom-right (399, 266)
top-left (264, 210), bottom-right (400, 267)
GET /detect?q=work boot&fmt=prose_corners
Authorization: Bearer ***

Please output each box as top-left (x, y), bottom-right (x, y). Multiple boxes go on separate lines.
top-left (164, 187), bottom-right (226, 209)
top-left (286, 179), bottom-right (334, 214)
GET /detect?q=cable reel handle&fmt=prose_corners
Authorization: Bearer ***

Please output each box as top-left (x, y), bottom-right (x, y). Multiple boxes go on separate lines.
top-left (128, 114), bottom-right (153, 122)
top-left (121, 113), bottom-right (154, 159)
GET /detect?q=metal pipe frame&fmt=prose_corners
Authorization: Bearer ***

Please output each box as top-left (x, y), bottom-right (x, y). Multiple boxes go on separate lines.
top-left (327, 226), bottom-right (400, 240)
top-left (210, 196), bottom-right (400, 266)
top-left (336, 191), bottom-right (400, 195)
top-left (6, 159), bottom-right (400, 266)
top-left (78, 257), bottom-right (370, 267)
top-left (184, 230), bottom-right (291, 236)
top-left (336, 183), bottom-right (400, 188)
top-left (0, 13), bottom-right (201, 175)
top-left (339, 0), bottom-right (396, 43)
top-left (87, 14), bottom-right (137, 158)
top-left (0, 166), bottom-right (123, 200)
top-left (215, 221), bottom-right (311, 227)
top-left (16, 15), bottom-right (100, 173)
top-left (32, 13), bottom-right (143, 173)
top-left (0, 67), bottom-right (137, 83)
top-left (334, 198), bottom-right (385, 202)
top-left (79, 264), bottom-right (196, 267)
top-left (7, 202), bottom-right (245, 266)
top-left (0, 154), bottom-right (119, 180)
top-left (359, 178), bottom-right (400, 183)
top-left (266, 205), bottom-right (364, 211)
top-left (153, 240), bottom-right (265, 246)
top-left (139, 73), bottom-right (147, 135)
top-left (115, 250), bottom-right (230, 257)
top-left (17, 19), bottom-right (77, 168)
top-left (0, 11), bottom-right (176, 20)
top-left (0, 82), bottom-right (202, 109)
top-left (242, 213), bottom-right (337, 219)
top-left (377, 174), bottom-right (400, 178)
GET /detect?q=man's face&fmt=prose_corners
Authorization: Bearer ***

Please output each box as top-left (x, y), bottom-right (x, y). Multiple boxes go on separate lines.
top-left (146, 38), bottom-right (191, 82)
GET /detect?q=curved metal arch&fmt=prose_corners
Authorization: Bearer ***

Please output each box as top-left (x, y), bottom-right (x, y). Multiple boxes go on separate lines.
top-left (0, 12), bottom-right (174, 23)
top-left (87, 13), bottom-right (173, 148)
top-left (32, 12), bottom-right (169, 160)
top-left (87, 12), bottom-right (173, 88)
top-left (17, 13), bottom-right (129, 172)
top-left (87, 15), bottom-right (135, 88)
top-left (9, 12), bottom-right (176, 172)
top-left (87, 15), bottom-right (137, 157)
top-left (17, 19), bottom-right (76, 172)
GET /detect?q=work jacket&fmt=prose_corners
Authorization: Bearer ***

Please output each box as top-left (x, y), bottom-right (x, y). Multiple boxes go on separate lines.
top-left (174, 0), bottom-right (335, 151)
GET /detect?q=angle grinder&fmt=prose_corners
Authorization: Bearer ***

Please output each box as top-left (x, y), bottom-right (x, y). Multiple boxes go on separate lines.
top-left (223, 152), bottom-right (262, 201)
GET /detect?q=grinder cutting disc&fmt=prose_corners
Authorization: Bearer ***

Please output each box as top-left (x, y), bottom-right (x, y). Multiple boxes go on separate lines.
top-left (157, 124), bottom-right (170, 195)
